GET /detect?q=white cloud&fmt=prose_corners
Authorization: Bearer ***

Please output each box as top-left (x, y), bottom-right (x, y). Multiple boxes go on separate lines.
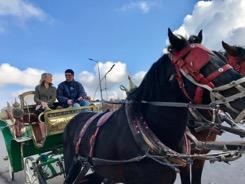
top-left (0, 63), bottom-right (44, 87)
top-left (0, 62), bottom-right (146, 109)
top-left (0, 0), bottom-right (48, 32)
top-left (0, 0), bottom-right (46, 20)
top-left (174, 0), bottom-right (245, 50)
top-left (118, 1), bottom-right (154, 13)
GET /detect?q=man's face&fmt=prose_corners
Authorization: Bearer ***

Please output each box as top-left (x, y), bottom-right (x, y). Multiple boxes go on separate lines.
top-left (65, 73), bottom-right (74, 82)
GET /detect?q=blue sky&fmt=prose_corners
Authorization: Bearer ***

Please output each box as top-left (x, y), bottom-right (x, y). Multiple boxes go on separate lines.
top-left (0, 0), bottom-right (197, 74)
top-left (1, 0), bottom-right (245, 108)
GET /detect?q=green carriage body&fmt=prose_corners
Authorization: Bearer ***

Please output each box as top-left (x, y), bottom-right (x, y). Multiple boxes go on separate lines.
top-left (0, 91), bottom-right (100, 181)
top-left (0, 120), bottom-right (63, 173)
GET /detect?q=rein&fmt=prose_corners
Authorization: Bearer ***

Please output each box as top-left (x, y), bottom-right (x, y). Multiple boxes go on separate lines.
top-left (100, 99), bottom-right (218, 110)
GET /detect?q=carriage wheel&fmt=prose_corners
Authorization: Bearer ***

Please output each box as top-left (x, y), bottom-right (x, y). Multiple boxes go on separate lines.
top-left (24, 157), bottom-right (39, 184)
top-left (8, 159), bottom-right (14, 181)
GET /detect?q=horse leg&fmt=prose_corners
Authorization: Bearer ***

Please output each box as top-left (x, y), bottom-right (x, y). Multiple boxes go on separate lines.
top-left (179, 166), bottom-right (191, 184)
top-left (190, 130), bottom-right (216, 184)
top-left (191, 160), bottom-right (205, 184)
top-left (63, 125), bottom-right (83, 184)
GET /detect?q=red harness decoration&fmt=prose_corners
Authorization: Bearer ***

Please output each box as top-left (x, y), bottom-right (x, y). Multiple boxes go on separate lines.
top-left (89, 111), bottom-right (114, 158)
top-left (75, 111), bottom-right (114, 157)
top-left (227, 55), bottom-right (245, 76)
top-left (227, 55), bottom-right (241, 73)
top-left (75, 112), bottom-right (104, 155)
top-left (171, 44), bottom-right (232, 104)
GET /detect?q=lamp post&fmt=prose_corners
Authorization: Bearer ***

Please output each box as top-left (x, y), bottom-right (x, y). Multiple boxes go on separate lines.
top-left (89, 58), bottom-right (103, 105)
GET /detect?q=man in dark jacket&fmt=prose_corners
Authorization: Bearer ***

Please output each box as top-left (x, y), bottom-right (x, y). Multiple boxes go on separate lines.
top-left (57, 69), bottom-right (89, 108)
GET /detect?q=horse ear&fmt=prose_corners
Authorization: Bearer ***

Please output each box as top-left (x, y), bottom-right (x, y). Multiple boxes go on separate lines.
top-left (168, 28), bottom-right (186, 51)
top-left (222, 41), bottom-right (237, 56)
top-left (196, 30), bottom-right (203, 43)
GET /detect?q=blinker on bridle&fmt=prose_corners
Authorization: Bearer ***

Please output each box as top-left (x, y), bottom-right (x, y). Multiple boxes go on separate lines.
top-left (170, 43), bottom-right (232, 102)
top-left (170, 43), bottom-right (245, 123)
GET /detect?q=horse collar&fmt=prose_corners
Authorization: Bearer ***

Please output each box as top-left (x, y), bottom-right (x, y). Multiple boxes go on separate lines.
top-left (125, 102), bottom-right (187, 167)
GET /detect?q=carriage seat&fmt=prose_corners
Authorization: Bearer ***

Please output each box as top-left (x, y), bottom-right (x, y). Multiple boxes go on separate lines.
top-left (18, 91), bottom-right (36, 114)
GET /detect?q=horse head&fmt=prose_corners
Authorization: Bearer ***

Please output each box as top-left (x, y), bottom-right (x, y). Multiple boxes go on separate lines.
top-left (168, 28), bottom-right (245, 121)
top-left (222, 41), bottom-right (245, 76)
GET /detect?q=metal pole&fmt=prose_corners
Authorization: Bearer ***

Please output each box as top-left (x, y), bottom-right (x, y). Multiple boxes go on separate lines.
top-left (89, 58), bottom-right (104, 106)
top-left (101, 64), bottom-right (115, 98)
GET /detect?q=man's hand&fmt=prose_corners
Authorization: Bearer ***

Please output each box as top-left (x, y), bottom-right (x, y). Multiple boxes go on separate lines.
top-left (67, 99), bottom-right (73, 105)
top-left (41, 101), bottom-right (48, 109)
top-left (77, 97), bottom-right (84, 101)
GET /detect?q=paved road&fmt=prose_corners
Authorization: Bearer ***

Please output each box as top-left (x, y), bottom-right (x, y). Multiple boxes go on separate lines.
top-left (0, 131), bottom-right (244, 184)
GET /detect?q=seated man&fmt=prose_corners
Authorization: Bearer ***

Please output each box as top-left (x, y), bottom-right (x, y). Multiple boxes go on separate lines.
top-left (57, 69), bottom-right (90, 108)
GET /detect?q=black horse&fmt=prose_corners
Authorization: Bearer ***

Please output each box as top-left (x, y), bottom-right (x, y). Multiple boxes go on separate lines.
top-left (64, 47), bottom-right (187, 184)
top-left (63, 29), bottom-right (245, 184)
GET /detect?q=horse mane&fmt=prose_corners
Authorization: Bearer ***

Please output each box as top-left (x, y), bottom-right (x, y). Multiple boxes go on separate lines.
top-left (127, 55), bottom-right (162, 101)
top-left (127, 54), bottom-right (179, 102)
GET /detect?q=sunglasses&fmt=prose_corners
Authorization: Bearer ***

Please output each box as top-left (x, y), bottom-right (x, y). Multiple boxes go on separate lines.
top-left (65, 74), bottom-right (73, 77)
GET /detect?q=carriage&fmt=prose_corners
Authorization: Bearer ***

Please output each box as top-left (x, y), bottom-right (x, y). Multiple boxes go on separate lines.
top-left (0, 91), bottom-right (99, 183)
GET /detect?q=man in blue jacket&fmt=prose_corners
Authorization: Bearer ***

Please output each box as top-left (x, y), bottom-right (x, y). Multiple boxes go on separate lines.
top-left (57, 69), bottom-right (90, 108)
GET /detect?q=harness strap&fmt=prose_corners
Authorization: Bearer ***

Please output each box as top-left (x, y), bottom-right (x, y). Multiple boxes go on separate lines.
top-left (75, 112), bottom-right (104, 155)
top-left (235, 109), bottom-right (245, 123)
top-left (89, 111), bottom-right (114, 158)
top-left (174, 65), bottom-right (193, 102)
top-left (125, 102), bottom-right (187, 167)
top-left (193, 87), bottom-right (204, 104)
top-left (206, 64), bottom-right (232, 81)
top-left (73, 160), bottom-right (91, 184)
top-left (183, 133), bottom-right (191, 155)
top-left (192, 64), bottom-right (232, 104)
